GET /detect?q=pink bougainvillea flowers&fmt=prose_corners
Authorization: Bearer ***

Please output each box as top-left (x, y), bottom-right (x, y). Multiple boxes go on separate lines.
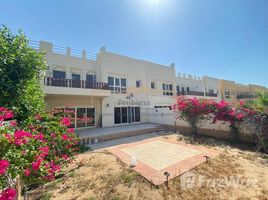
top-left (0, 188), bottom-right (17, 200)
top-left (0, 160), bottom-right (10, 175)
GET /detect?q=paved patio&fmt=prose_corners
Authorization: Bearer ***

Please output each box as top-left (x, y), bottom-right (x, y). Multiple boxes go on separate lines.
top-left (108, 137), bottom-right (219, 185)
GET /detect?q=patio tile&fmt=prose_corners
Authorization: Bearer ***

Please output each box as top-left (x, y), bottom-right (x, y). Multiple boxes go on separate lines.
top-left (108, 137), bottom-right (220, 185)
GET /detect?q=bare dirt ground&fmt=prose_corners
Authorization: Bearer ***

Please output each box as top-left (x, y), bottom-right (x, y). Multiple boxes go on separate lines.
top-left (28, 133), bottom-right (268, 200)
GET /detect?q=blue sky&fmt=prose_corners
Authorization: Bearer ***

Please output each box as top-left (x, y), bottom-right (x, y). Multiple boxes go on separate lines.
top-left (1, 0), bottom-right (268, 86)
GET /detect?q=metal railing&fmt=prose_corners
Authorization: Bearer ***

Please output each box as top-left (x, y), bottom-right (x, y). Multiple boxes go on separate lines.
top-left (205, 93), bottom-right (218, 97)
top-left (44, 77), bottom-right (109, 90)
top-left (29, 40), bottom-right (97, 60)
top-left (177, 91), bottom-right (218, 97)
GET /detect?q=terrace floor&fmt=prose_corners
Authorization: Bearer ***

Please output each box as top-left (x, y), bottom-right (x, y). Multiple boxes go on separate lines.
top-left (108, 136), bottom-right (219, 185)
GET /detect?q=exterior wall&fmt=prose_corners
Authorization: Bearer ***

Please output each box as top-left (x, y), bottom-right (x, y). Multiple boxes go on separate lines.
top-left (97, 49), bottom-right (176, 96)
top-left (176, 73), bottom-right (204, 93)
top-left (203, 76), bottom-right (220, 96)
top-left (45, 95), bottom-right (102, 127)
top-left (219, 80), bottom-right (265, 102)
top-left (33, 40), bottom-right (267, 129)
top-left (39, 41), bottom-right (97, 81)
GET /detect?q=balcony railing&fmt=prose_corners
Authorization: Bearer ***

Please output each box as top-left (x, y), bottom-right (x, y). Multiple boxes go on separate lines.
top-left (177, 91), bottom-right (204, 96)
top-left (44, 77), bottom-right (109, 90)
top-left (205, 93), bottom-right (218, 97)
top-left (177, 91), bottom-right (218, 97)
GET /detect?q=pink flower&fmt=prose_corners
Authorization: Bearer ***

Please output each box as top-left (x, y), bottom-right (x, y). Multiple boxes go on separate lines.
top-left (0, 160), bottom-right (10, 175)
top-left (32, 159), bottom-right (42, 171)
top-left (33, 132), bottom-right (45, 142)
top-left (14, 130), bottom-right (32, 146)
top-left (62, 134), bottom-right (68, 141)
top-left (35, 114), bottom-right (42, 120)
top-left (61, 117), bottom-right (71, 126)
top-left (9, 120), bottom-right (17, 127)
top-left (4, 111), bottom-right (14, 119)
top-left (0, 188), bottom-right (17, 200)
top-left (68, 128), bottom-right (74, 133)
top-left (62, 154), bottom-right (68, 160)
top-left (51, 133), bottom-right (56, 138)
top-left (38, 146), bottom-right (50, 158)
top-left (24, 168), bottom-right (31, 177)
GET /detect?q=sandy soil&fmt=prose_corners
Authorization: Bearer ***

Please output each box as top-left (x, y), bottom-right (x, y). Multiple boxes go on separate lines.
top-left (28, 134), bottom-right (268, 200)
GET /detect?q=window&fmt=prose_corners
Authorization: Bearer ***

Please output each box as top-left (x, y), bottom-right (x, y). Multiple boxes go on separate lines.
top-left (72, 73), bottom-right (81, 88)
top-left (136, 80), bottom-right (141, 88)
top-left (53, 70), bottom-right (66, 79)
top-left (114, 107), bottom-right (140, 124)
top-left (86, 74), bottom-right (96, 88)
top-left (151, 82), bottom-right (155, 89)
top-left (224, 90), bottom-right (231, 99)
top-left (186, 87), bottom-right (190, 93)
top-left (176, 86), bottom-right (180, 95)
top-left (108, 76), bottom-right (127, 93)
top-left (208, 89), bottom-right (214, 94)
top-left (162, 83), bottom-right (173, 96)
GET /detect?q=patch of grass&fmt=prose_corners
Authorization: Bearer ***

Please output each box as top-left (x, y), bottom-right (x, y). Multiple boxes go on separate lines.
top-left (40, 192), bottom-right (52, 200)
top-left (111, 195), bottom-right (121, 200)
top-left (120, 170), bottom-right (138, 185)
top-left (78, 143), bottom-right (91, 153)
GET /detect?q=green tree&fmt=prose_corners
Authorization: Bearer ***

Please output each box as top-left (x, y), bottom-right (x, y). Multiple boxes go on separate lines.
top-left (0, 26), bottom-right (46, 122)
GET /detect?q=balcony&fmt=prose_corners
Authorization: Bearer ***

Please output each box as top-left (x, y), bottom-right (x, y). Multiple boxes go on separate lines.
top-left (43, 77), bottom-right (111, 97)
top-left (177, 91), bottom-right (204, 96)
top-left (205, 93), bottom-right (218, 97)
top-left (177, 91), bottom-right (218, 98)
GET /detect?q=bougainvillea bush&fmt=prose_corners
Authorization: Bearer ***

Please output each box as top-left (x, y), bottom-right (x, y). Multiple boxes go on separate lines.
top-left (173, 97), bottom-right (267, 150)
top-left (173, 97), bottom-right (216, 134)
top-left (0, 107), bottom-right (79, 200)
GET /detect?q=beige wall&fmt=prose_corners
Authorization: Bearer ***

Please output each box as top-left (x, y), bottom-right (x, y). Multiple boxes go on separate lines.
top-left (97, 49), bottom-right (176, 96)
top-left (45, 95), bottom-right (102, 127)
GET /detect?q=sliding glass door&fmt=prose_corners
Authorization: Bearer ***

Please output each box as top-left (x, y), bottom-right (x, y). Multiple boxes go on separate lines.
top-left (114, 107), bottom-right (140, 124)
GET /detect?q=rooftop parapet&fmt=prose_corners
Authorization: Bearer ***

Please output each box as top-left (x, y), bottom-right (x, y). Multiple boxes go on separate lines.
top-left (29, 40), bottom-right (97, 60)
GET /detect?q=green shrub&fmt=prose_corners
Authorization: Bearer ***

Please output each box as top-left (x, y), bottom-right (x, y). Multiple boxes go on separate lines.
top-left (0, 25), bottom-right (46, 122)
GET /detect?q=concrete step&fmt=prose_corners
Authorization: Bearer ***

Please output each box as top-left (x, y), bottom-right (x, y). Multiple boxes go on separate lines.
top-left (79, 125), bottom-right (167, 145)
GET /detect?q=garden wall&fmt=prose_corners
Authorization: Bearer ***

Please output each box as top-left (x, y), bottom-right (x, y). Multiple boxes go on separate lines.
top-left (147, 107), bottom-right (255, 143)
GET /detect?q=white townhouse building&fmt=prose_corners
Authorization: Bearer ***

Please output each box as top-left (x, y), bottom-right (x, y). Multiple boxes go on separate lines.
top-left (33, 40), bottom-right (220, 129)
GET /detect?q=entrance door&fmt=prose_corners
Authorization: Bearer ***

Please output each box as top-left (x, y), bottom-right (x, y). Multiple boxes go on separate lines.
top-left (114, 107), bottom-right (141, 124)
top-left (76, 108), bottom-right (86, 128)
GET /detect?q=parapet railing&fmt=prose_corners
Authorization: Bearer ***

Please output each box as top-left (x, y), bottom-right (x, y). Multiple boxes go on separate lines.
top-left (44, 77), bottom-right (109, 90)
top-left (177, 91), bottom-right (218, 97)
top-left (29, 40), bottom-right (97, 60)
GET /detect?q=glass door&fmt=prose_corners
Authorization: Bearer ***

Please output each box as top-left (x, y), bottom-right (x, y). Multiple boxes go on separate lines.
top-left (86, 108), bottom-right (95, 127)
top-left (76, 108), bottom-right (86, 128)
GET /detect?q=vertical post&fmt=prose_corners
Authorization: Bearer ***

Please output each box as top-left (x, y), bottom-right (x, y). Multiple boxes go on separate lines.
top-left (67, 47), bottom-right (71, 56)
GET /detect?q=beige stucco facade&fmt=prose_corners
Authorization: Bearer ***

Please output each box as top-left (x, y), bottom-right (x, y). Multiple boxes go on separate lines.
top-left (33, 40), bottom-right (267, 128)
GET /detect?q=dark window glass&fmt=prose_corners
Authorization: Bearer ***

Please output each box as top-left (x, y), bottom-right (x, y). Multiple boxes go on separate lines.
top-left (114, 107), bottom-right (121, 124)
top-left (136, 80), bottom-right (141, 88)
top-left (151, 82), bottom-right (155, 89)
top-left (86, 108), bottom-right (95, 126)
top-left (53, 70), bottom-right (66, 79)
top-left (115, 78), bottom-right (120, 86)
top-left (86, 74), bottom-right (96, 83)
top-left (72, 74), bottom-right (80, 80)
top-left (108, 76), bottom-right (114, 86)
top-left (162, 83), bottom-right (165, 90)
top-left (121, 78), bottom-right (126, 87)
top-left (186, 87), bottom-right (190, 92)
top-left (121, 107), bottom-right (128, 123)
top-left (169, 84), bottom-right (173, 91)
top-left (176, 86), bottom-right (180, 93)
top-left (76, 108), bottom-right (86, 128)
top-left (135, 107), bottom-right (140, 122)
